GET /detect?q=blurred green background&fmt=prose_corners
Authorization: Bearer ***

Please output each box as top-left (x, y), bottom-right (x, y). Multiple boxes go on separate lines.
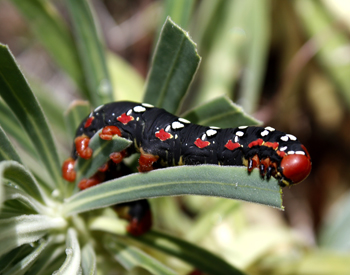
top-left (1, 0), bottom-right (350, 273)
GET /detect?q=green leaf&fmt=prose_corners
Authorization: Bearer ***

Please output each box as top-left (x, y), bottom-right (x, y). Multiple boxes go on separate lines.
top-left (0, 215), bottom-right (66, 258)
top-left (105, 236), bottom-right (177, 275)
top-left (81, 244), bottom-right (96, 275)
top-left (143, 17), bottom-right (201, 114)
top-left (64, 101), bottom-right (91, 140)
top-left (0, 44), bottom-right (64, 192)
top-left (135, 230), bottom-right (246, 275)
top-left (107, 52), bottom-right (144, 102)
top-left (75, 130), bottom-right (133, 183)
top-left (182, 96), bottom-right (261, 128)
top-left (2, 238), bottom-right (49, 275)
top-left (27, 245), bottom-right (65, 275)
top-left (65, 0), bottom-right (113, 106)
top-left (10, 0), bottom-right (88, 97)
top-left (0, 161), bottom-right (51, 206)
top-left (0, 126), bottom-right (22, 163)
top-left (63, 165), bottom-right (283, 216)
top-left (90, 219), bottom-right (245, 275)
top-left (54, 228), bottom-right (81, 275)
top-left (4, 185), bottom-right (50, 215)
top-left (0, 100), bottom-right (36, 157)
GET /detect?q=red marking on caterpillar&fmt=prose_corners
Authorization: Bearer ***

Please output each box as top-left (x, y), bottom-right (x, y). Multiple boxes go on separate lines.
top-left (248, 138), bottom-right (264, 148)
top-left (99, 126), bottom-right (121, 140)
top-left (194, 138), bottom-right (210, 149)
top-left (224, 140), bottom-right (240, 151)
top-left (117, 113), bottom-right (134, 125)
top-left (155, 129), bottom-right (173, 141)
top-left (264, 141), bottom-right (279, 150)
top-left (277, 150), bottom-right (286, 158)
top-left (84, 116), bottom-right (94, 128)
top-left (75, 136), bottom-right (92, 159)
top-left (62, 158), bottom-right (76, 182)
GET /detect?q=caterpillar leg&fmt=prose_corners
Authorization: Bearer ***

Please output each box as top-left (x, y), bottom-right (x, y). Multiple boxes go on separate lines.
top-left (62, 157), bottom-right (76, 182)
top-left (138, 150), bottom-right (159, 172)
top-left (75, 135), bottom-right (93, 159)
top-left (114, 199), bottom-right (152, 236)
top-left (99, 126), bottom-right (122, 140)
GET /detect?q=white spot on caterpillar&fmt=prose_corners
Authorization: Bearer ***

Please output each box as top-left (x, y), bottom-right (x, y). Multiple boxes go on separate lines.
top-left (280, 146), bottom-right (287, 151)
top-left (296, 151), bottom-right (305, 155)
top-left (201, 134), bottom-right (207, 140)
top-left (209, 126), bottom-right (220, 129)
top-left (206, 129), bottom-right (217, 137)
top-left (136, 117), bottom-right (140, 121)
top-left (260, 130), bottom-right (269, 136)
top-left (127, 109), bottom-right (132, 116)
top-left (287, 134), bottom-right (297, 141)
top-left (213, 141), bottom-right (215, 144)
top-left (288, 151), bottom-right (295, 155)
top-left (265, 126), bottom-right (275, 131)
top-left (236, 131), bottom-right (244, 137)
top-left (172, 121), bottom-right (184, 129)
top-left (280, 135), bottom-right (289, 142)
top-left (88, 112), bottom-right (93, 117)
top-left (175, 134), bottom-right (178, 139)
top-left (165, 125), bottom-right (171, 132)
top-left (94, 105), bottom-right (103, 112)
top-left (142, 103), bottom-right (154, 108)
top-left (112, 113), bottom-right (115, 116)
top-left (178, 118), bottom-right (191, 124)
top-left (133, 106), bottom-right (146, 113)
top-left (234, 136), bottom-right (239, 143)
top-left (238, 126), bottom-right (248, 129)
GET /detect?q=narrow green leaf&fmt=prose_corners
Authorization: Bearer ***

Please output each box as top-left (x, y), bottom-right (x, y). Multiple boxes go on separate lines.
top-left (75, 130), bottom-right (133, 182)
top-left (81, 244), bottom-right (96, 275)
top-left (10, 0), bottom-right (88, 97)
top-left (0, 44), bottom-right (64, 191)
top-left (0, 245), bottom-right (28, 273)
top-left (182, 96), bottom-right (261, 128)
top-left (64, 101), bottom-right (91, 140)
top-left (90, 219), bottom-right (245, 275)
top-left (107, 52), bottom-right (144, 102)
top-left (0, 100), bottom-right (36, 157)
top-left (4, 185), bottom-right (51, 215)
top-left (63, 165), bottom-right (283, 216)
top-left (65, 0), bottom-right (113, 106)
top-left (27, 245), bottom-right (65, 275)
top-left (135, 230), bottom-right (246, 275)
top-left (143, 17), bottom-right (201, 113)
top-left (0, 126), bottom-right (21, 163)
top-left (0, 215), bottom-right (66, 257)
top-left (0, 161), bottom-right (50, 205)
top-left (238, 0), bottom-right (270, 114)
top-left (53, 228), bottom-right (81, 275)
top-left (105, 236), bottom-right (177, 275)
top-left (2, 238), bottom-right (49, 275)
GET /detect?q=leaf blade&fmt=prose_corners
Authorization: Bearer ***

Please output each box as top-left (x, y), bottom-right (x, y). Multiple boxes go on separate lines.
top-left (143, 17), bottom-right (201, 113)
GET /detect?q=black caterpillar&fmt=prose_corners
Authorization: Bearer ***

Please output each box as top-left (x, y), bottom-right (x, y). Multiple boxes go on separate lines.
top-left (62, 101), bottom-right (311, 235)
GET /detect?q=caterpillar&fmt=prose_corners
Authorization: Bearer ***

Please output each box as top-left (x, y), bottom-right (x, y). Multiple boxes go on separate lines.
top-left (62, 101), bottom-right (311, 235)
